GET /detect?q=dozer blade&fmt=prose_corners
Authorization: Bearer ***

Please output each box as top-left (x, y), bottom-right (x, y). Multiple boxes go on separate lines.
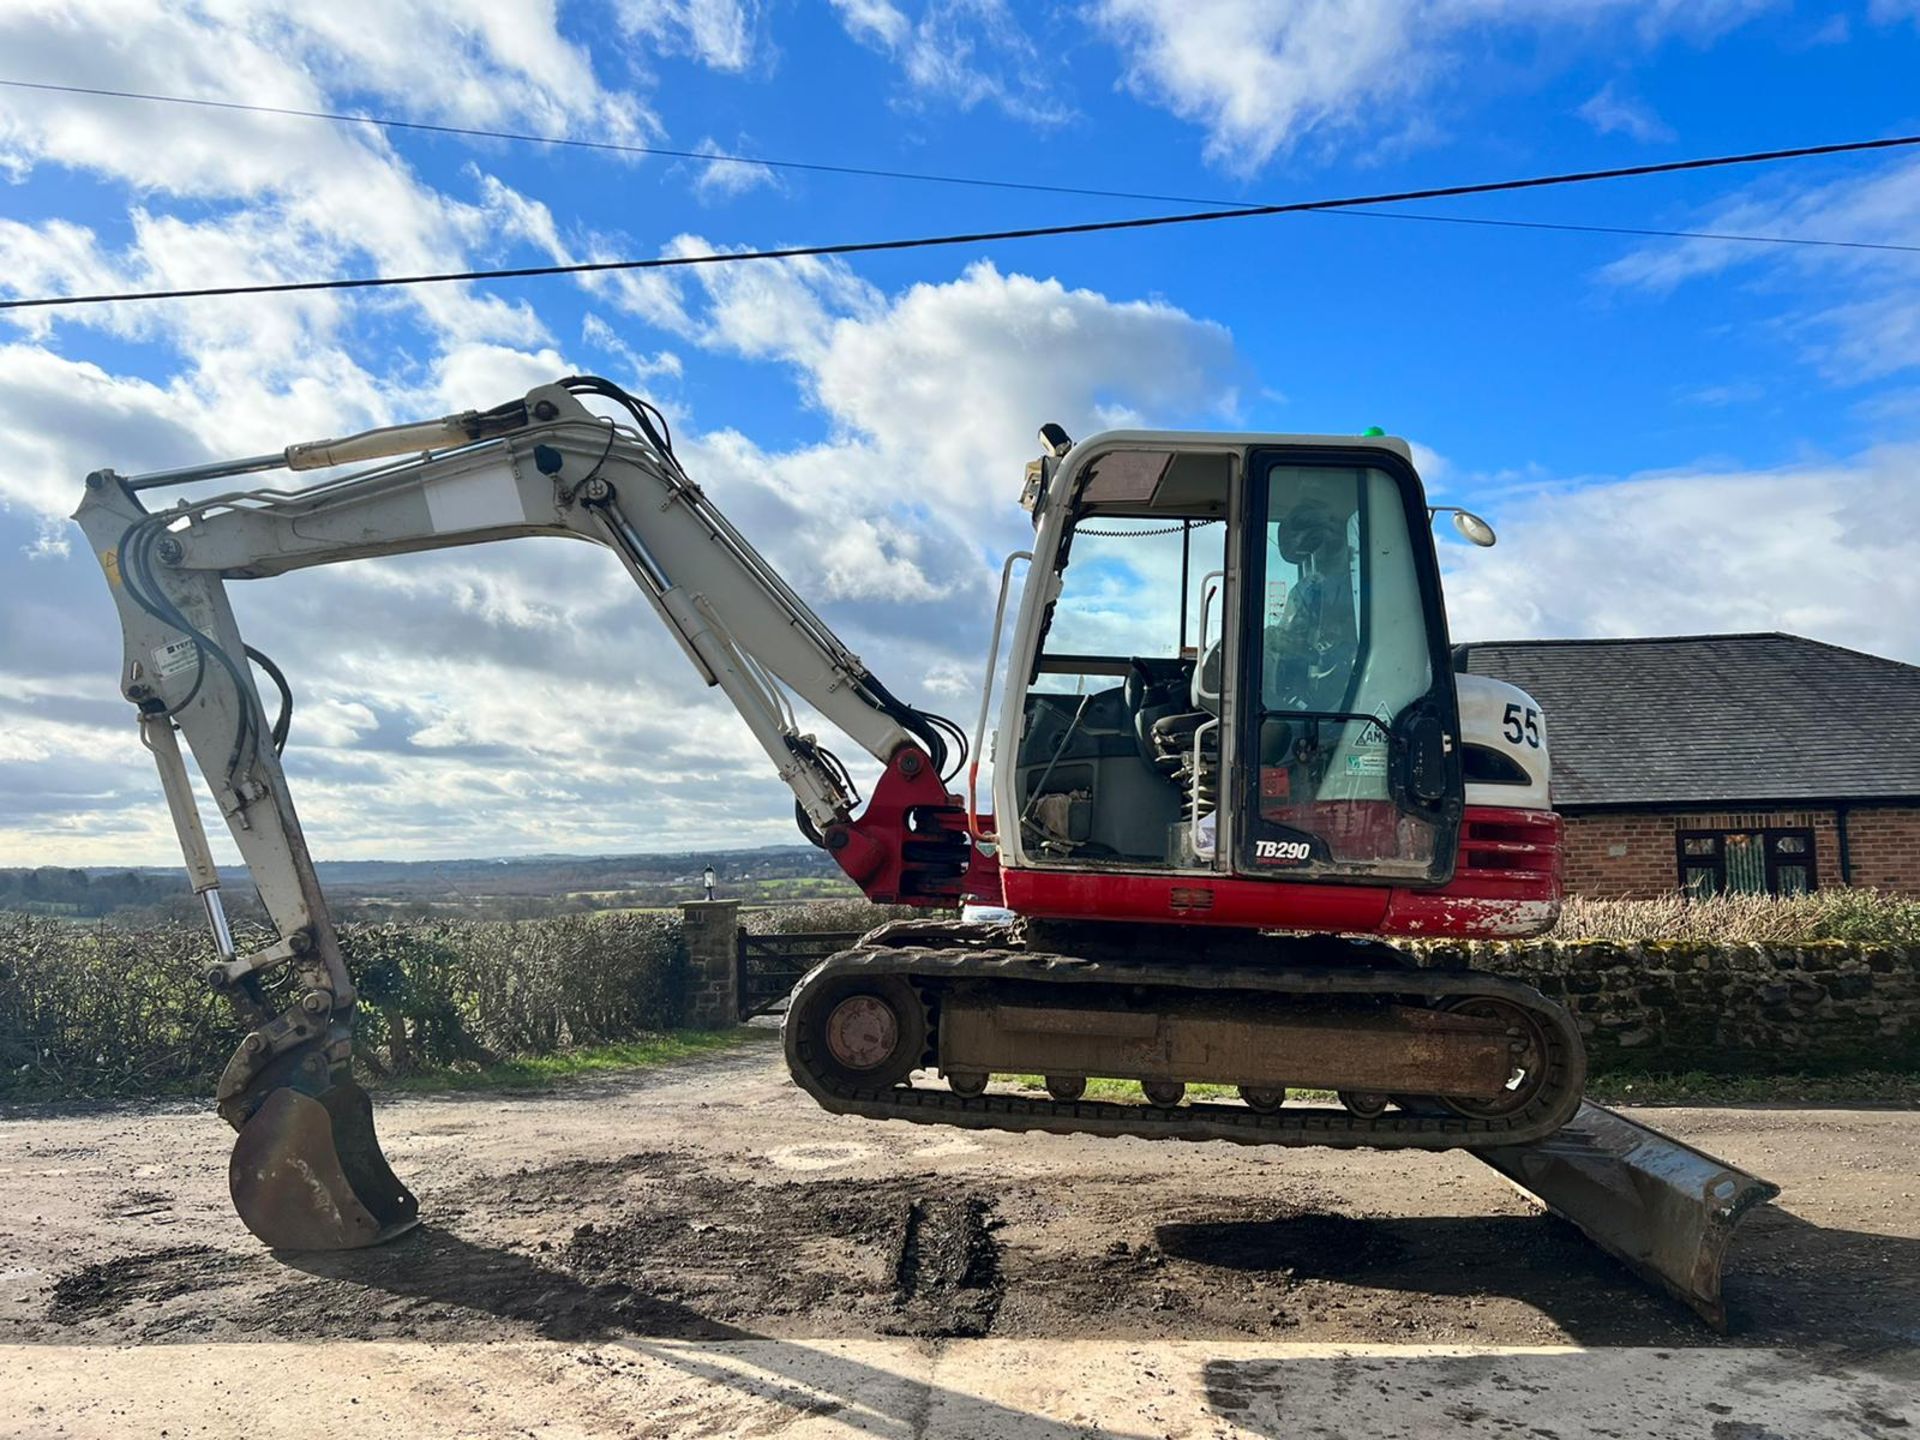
top-left (229, 1081), bottom-right (419, 1251)
top-left (1476, 1101), bottom-right (1778, 1330)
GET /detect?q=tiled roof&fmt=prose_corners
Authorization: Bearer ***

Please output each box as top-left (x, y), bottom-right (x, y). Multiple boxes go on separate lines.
top-left (1454, 633), bottom-right (1920, 807)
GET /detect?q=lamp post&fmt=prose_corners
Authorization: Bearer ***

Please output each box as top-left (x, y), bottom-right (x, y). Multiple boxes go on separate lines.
top-left (702, 864), bottom-right (716, 901)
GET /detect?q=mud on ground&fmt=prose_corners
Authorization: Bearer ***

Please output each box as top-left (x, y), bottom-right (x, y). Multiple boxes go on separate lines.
top-left (3, 1035), bottom-right (1917, 1352)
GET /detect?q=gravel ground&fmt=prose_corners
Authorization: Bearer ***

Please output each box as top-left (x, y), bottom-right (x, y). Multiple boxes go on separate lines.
top-left (2, 1034), bottom-right (1916, 1435)
top-left (4, 1032), bottom-right (1917, 1349)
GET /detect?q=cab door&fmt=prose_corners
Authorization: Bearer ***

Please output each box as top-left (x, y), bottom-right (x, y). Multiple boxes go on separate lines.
top-left (1231, 448), bottom-right (1463, 886)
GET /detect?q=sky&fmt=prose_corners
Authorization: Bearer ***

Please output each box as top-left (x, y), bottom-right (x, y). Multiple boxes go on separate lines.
top-left (3, 0), bottom-right (1920, 866)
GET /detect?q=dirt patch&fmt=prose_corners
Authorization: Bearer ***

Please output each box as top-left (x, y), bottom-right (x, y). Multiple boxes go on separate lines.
top-left (886, 1196), bottom-right (1000, 1337)
top-left (7, 1047), bottom-right (1920, 1352)
top-left (565, 1170), bottom-right (1002, 1337)
top-left (46, 1246), bottom-right (250, 1324)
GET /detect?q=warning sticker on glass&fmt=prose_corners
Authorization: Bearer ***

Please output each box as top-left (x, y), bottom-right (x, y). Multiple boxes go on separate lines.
top-left (152, 638), bottom-right (200, 679)
top-left (1345, 752), bottom-right (1387, 777)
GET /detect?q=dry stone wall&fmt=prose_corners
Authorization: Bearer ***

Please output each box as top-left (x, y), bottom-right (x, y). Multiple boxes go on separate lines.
top-left (1419, 939), bottom-right (1920, 1074)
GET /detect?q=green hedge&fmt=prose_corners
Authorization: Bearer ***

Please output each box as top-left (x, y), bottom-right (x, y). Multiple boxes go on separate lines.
top-left (0, 912), bottom-right (686, 1100)
top-left (1549, 889), bottom-right (1920, 944)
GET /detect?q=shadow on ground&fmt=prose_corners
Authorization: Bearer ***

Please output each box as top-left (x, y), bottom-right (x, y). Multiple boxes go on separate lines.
top-left (279, 1225), bottom-right (744, 1341)
top-left (1154, 1206), bottom-right (1920, 1347)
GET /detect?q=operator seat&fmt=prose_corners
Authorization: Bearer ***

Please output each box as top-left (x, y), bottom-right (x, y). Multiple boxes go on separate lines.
top-left (1137, 646), bottom-right (1218, 794)
top-left (1123, 658), bottom-right (1192, 774)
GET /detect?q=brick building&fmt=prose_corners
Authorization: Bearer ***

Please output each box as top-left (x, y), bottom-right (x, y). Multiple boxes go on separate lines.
top-left (1455, 633), bottom-right (1920, 899)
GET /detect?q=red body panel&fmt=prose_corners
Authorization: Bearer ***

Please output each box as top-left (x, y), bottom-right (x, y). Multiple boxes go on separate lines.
top-left (826, 747), bottom-right (998, 907)
top-left (830, 745), bottom-right (1558, 942)
top-left (996, 806), bottom-right (1562, 940)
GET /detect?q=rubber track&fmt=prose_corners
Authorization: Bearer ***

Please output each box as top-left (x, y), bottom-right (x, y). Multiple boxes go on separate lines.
top-left (783, 942), bottom-right (1588, 1152)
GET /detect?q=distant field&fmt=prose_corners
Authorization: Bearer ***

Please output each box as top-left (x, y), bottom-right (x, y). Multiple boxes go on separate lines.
top-left (3, 844), bottom-right (864, 924)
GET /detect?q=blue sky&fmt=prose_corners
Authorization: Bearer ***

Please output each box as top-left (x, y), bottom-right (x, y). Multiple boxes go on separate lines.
top-left (4, 0), bottom-right (1920, 864)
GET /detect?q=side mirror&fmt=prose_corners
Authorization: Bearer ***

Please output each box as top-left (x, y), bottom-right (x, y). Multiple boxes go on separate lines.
top-left (1430, 506), bottom-right (1497, 546)
top-left (1452, 510), bottom-right (1497, 547)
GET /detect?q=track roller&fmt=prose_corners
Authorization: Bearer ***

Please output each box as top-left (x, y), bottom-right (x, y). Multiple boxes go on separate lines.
top-left (1142, 1080), bottom-right (1185, 1109)
top-left (1339, 1091), bottom-right (1391, 1120)
top-left (1239, 1086), bottom-right (1286, 1114)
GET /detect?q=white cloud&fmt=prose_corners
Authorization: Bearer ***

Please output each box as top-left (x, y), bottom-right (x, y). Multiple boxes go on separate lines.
top-left (0, 5), bottom-right (644, 460)
top-left (689, 136), bottom-right (782, 201)
top-left (581, 313), bottom-right (683, 382)
top-left (807, 261), bottom-right (1236, 501)
top-left (1443, 446), bottom-right (1920, 664)
top-left (1602, 154), bottom-right (1920, 383)
top-left (0, 197), bottom-right (1243, 864)
top-left (678, 239), bottom-right (883, 363)
top-left (614, 0), bottom-right (764, 72)
top-left (830, 0), bottom-right (1071, 124)
top-left (0, 345), bottom-right (206, 518)
top-left (1869, 0), bottom-right (1920, 27)
top-left (1604, 156), bottom-right (1920, 294)
top-left (831, 0), bottom-right (911, 49)
top-left (0, 0), bottom-right (788, 864)
top-left (0, 4), bottom-right (646, 192)
top-left (1576, 81), bottom-right (1675, 142)
top-left (1092, 0), bottom-right (1768, 172)
top-left (654, 255), bottom-right (1240, 639)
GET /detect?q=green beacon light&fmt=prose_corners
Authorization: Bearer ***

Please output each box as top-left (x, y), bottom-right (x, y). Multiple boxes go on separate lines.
top-left (1362, 425), bottom-right (1385, 437)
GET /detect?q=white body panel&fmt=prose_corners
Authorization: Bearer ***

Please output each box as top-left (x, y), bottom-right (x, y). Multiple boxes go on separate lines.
top-left (1456, 672), bottom-right (1553, 811)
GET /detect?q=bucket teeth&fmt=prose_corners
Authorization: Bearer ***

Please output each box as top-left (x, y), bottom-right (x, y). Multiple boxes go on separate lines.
top-left (228, 1081), bottom-right (418, 1251)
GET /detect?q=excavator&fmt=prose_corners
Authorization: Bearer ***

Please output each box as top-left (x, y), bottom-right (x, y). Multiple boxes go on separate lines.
top-left (76, 375), bottom-right (1776, 1327)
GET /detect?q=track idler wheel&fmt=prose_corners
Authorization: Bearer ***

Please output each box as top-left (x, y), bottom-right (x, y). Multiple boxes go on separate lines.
top-left (1438, 996), bottom-right (1551, 1120)
top-left (794, 974), bottom-right (928, 1091)
top-left (229, 1074), bottom-right (418, 1251)
top-left (1045, 1075), bottom-right (1087, 1101)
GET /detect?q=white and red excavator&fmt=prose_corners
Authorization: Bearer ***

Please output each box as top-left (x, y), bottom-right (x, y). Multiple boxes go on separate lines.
top-left (76, 375), bottom-right (1776, 1326)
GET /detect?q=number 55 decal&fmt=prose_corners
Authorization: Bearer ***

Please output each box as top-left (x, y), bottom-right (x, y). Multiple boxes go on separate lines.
top-left (1502, 703), bottom-right (1541, 748)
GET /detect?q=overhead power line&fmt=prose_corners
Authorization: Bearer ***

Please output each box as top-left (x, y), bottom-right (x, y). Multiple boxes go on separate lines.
top-left (0, 77), bottom-right (1240, 208)
top-left (3, 78), bottom-right (1916, 286)
top-left (6, 75), bottom-right (1920, 260)
top-left (3, 130), bottom-right (1918, 311)
top-left (1326, 207), bottom-right (1920, 256)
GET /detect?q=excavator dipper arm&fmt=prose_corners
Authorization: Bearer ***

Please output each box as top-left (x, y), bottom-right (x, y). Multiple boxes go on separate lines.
top-left (71, 377), bottom-right (958, 1249)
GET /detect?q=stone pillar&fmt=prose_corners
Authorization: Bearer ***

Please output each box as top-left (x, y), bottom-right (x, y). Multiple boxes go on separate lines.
top-left (681, 899), bottom-right (741, 1028)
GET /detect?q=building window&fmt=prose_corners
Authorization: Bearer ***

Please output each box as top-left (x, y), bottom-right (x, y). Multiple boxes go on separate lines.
top-left (1676, 829), bottom-right (1816, 898)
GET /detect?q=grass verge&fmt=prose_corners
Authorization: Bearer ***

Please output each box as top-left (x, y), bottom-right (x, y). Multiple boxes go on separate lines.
top-left (371, 1027), bottom-right (766, 1093)
top-left (1005, 1074), bottom-right (1335, 1103)
top-left (1585, 1069), bottom-right (1920, 1106)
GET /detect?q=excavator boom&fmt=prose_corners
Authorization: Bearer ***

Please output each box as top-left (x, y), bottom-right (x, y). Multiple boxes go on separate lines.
top-left (73, 376), bottom-right (970, 1247)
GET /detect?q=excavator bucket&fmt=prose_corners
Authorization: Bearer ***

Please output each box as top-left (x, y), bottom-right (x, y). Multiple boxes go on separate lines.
top-left (228, 1081), bottom-right (419, 1251)
top-left (1477, 1101), bottom-right (1778, 1330)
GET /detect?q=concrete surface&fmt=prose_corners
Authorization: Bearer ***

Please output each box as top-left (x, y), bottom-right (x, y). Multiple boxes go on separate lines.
top-left (4, 1339), bottom-right (1914, 1438)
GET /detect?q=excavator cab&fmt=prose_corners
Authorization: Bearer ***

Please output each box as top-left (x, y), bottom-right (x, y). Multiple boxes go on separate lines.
top-left (998, 433), bottom-right (1468, 927)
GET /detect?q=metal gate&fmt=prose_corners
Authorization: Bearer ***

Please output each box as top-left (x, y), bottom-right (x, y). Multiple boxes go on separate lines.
top-left (737, 929), bottom-right (863, 1019)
